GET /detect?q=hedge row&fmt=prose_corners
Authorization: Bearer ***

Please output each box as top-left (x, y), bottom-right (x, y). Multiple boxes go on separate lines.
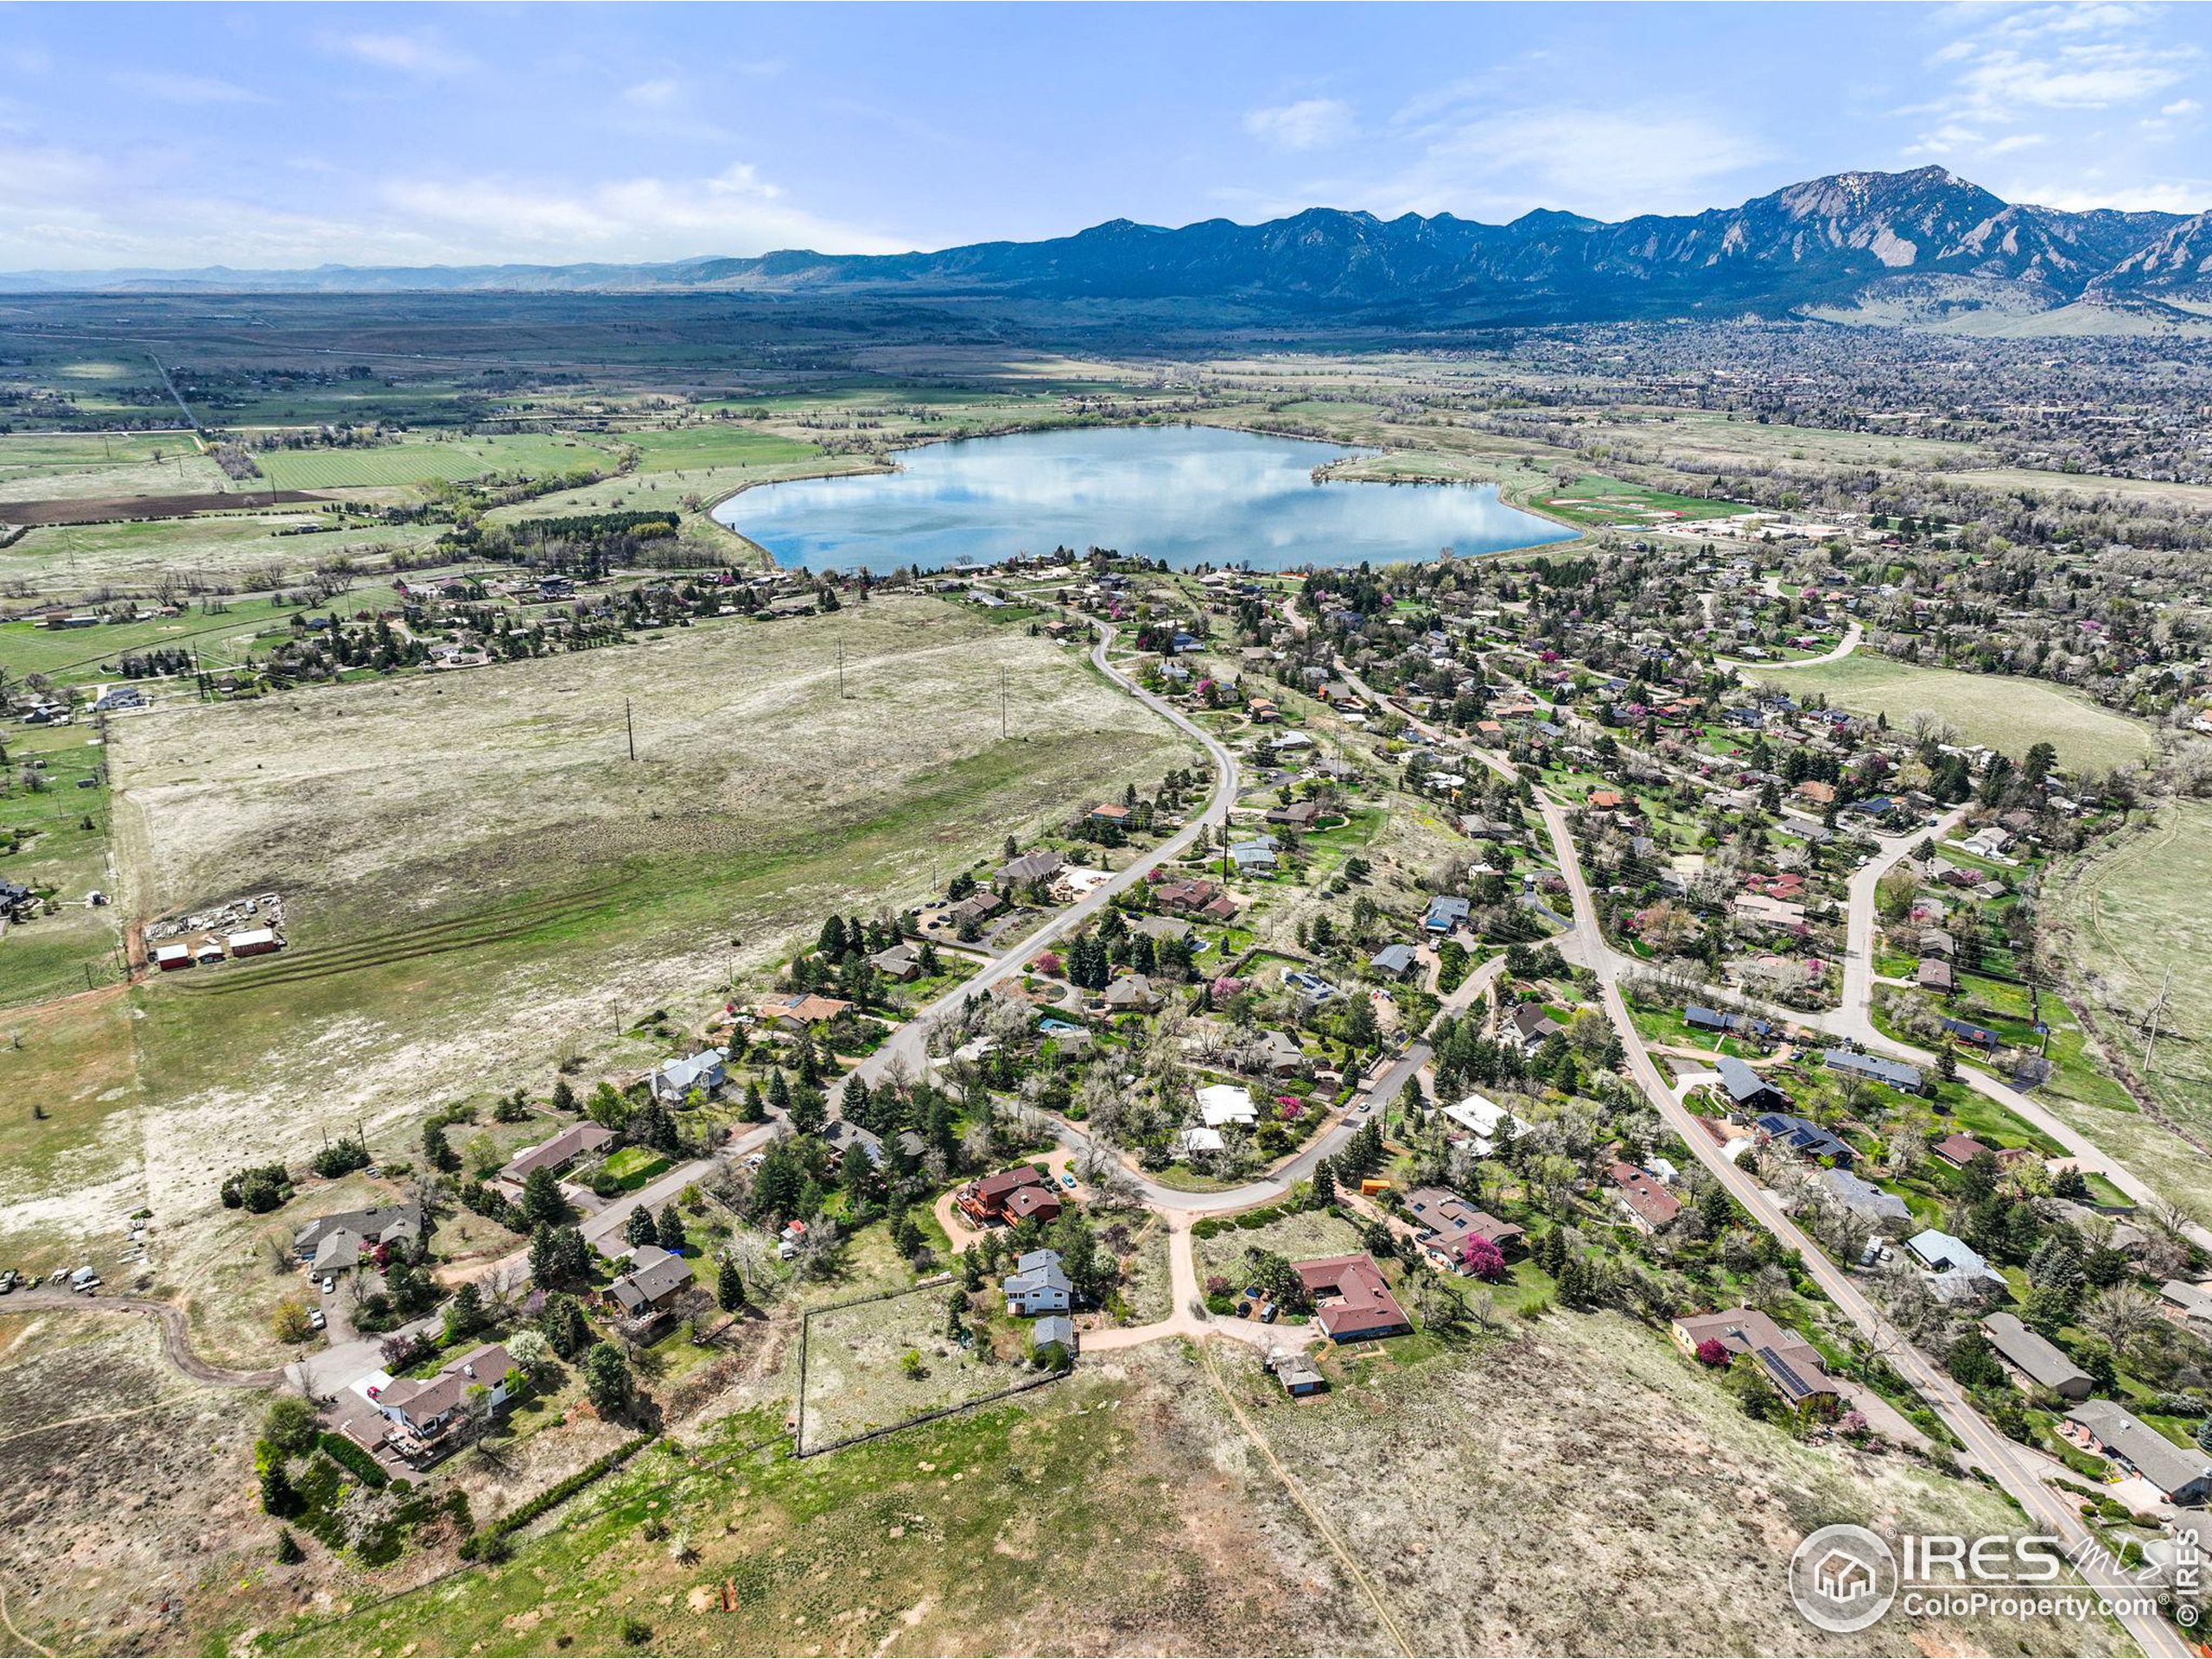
top-left (458, 1433), bottom-right (657, 1559)
top-left (319, 1431), bottom-right (390, 1489)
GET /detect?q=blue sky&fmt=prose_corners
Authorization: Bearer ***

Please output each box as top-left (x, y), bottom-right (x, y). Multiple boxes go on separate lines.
top-left (2, 2), bottom-right (2207, 269)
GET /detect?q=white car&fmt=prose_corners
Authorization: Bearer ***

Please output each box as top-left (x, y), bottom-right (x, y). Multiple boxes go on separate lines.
top-left (308, 1308), bottom-right (327, 1332)
top-left (319, 1275), bottom-right (334, 1295)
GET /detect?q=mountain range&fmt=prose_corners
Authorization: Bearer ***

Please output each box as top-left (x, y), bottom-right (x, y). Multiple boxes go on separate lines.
top-left (7, 167), bottom-right (2209, 332)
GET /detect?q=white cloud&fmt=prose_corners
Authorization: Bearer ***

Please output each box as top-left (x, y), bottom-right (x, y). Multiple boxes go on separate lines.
top-left (622, 78), bottom-right (683, 109)
top-left (2164, 98), bottom-right (2203, 116)
top-left (376, 162), bottom-right (908, 260)
top-left (1378, 106), bottom-right (1776, 220)
top-left (110, 70), bottom-right (271, 105)
top-left (1243, 98), bottom-right (1356, 152)
top-left (332, 30), bottom-right (477, 79)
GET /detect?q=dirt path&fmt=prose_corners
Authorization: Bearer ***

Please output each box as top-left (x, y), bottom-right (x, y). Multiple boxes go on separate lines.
top-left (0, 1292), bottom-right (282, 1389)
top-left (1197, 1341), bottom-right (1414, 1658)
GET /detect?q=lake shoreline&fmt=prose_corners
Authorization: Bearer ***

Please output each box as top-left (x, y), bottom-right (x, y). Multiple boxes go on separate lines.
top-left (715, 422), bottom-right (1577, 576)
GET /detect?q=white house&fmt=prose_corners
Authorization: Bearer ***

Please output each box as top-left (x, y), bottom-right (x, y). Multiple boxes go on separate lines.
top-left (1197, 1084), bottom-right (1257, 1128)
top-left (1442, 1092), bottom-right (1524, 1154)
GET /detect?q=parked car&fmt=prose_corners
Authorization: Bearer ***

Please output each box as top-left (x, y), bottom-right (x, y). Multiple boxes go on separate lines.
top-left (1059, 1172), bottom-right (1077, 1190)
top-left (319, 1275), bottom-right (335, 1295)
top-left (308, 1308), bottom-right (327, 1332)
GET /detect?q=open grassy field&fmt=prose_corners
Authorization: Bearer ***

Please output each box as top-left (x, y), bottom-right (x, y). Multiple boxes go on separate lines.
top-left (0, 431), bottom-right (220, 504)
top-left (241, 1314), bottom-right (2133, 1658)
top-left (18, 598), bottom-right (1198, 1262)
top-left (0, 720), bottom-right (124, 1008)
top-left (254, 433), bottom-right (616, 491)
top-left (1192, 1311), bottom-right (2129, 1656)
top-left (0, 512), bottom-right (449, 603)
top-left (1763, 653), bottom-right (2152, 772)
top-left (254, 1370), bottom-right (1375, 1659)
top-left (1589, 408), bottom-right (1997, 473)
top-left (798, 1283), bottom-right (1033, 1449)
top-left (2046, 800), bottom-right (2212, 1172)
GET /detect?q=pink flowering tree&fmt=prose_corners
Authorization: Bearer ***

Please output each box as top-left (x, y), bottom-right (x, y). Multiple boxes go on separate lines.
top-left (1460, 1235), bottom-right (1508, 1282)
top-left (1694, 1338), bottom-right (1732, 1368)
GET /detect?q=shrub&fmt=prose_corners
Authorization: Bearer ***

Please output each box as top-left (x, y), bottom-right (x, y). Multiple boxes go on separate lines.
top-left (264, 1395), bottom-right (319, 1457)
top-left (319, 1431), bottom-right (390, 1489)
top-left (458, 1434), bottom-right (657, 1559)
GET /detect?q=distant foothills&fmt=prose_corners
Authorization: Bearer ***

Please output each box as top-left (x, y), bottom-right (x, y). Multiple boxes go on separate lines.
top-left (8, 166), bottom-right (2211, 331)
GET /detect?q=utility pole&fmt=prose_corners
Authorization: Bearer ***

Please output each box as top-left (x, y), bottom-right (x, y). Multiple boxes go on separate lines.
top-left (624, 698), bottom-right (636, 762)
top-left (2143, 968), bottom-right (2173, 1073)
top-left (1001, 666), bottom-right (1008, 741)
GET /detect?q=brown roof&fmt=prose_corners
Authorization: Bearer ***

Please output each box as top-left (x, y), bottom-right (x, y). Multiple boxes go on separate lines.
top-left (1932, 1132), bottom-right (1992, 1167)
top-left (1674, 1308), bottom-right (1835, 1402)
top-left (1294, 1254), bottom-right (1411, 1343)
top-left (1004, 1185), bottom-right (1063, 1221)
top-left (975, 1165), bottom-right (1050, 1202)
top-left (1608, 1161), bottom-right (1683, 1229)
top-left (499, 1121), bottom-right (614, 1183)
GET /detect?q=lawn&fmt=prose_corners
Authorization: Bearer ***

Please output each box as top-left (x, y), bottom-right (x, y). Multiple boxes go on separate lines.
top-left (1764, 653), bottom-right (2152, 772)
top-left (0, 721), bottom-right (125, 1008)
top-left (1533, 474), bottom-right (1746, 529)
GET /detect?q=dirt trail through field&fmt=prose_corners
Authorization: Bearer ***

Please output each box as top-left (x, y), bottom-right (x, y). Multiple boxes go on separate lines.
top-left (0, 1292), bottom-right (281, 1389)
top-left (1198, 1340), bottom-right (1412, 1657)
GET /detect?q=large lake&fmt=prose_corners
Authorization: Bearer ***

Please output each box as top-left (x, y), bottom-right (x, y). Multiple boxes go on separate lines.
top-left (715, 424), bottom-right (1572, 574)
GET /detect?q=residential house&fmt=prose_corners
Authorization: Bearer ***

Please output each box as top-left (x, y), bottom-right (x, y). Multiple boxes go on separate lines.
top-left (605, 1244), bottom-right (695, 1319)
top-left (998, 850), bottom-right (1065, 888)
top-left (2159, 1281), bottom-right (2212, 1336)
top-left (494, 1122), bottom-right (614, 1195)
top-left (1441, 1092), bottom-right (1524, 1154)
top-left (868, 941), bottom-right (922, 981)
top-left (1100, 974), bottom-right (1162, 1014)
top-left (754, 994), bottom-right (852, 1031)
top-left (648, 1046), bottom-right (727, 1104)
top-left (1089, 803), bottom-right (1134, 826)
top-left (1422, 895), bottom-right (1471, 934)
top-left (1983, 1313), bottom-right (2093, 1401)
top-left (944, 893), bottom-right (1006, 934)
top-left (1504, 1003), bottom-right (1564, 1055)
top-left (820, 1118), bottom-right (886, 1168)
top-left (1243, 1029), bottom-right (1307, 1076)
top-left (2065, 1401), bottom-right (2212, 1504)
top-left (1197, 1084), bottom-right (1256, 1128)
top-left (1402, 1186), bottom-right (1524, 1273)
top-left (1813, 1167), bottom-right (1912, 1236)
top-left (1905, 1229), bottom-right (2006, 1302)
top-left (1230, 840), bottom-right (1278, 874)
top-left (1713, 1055), bottom-right (1789, 1116)
top-left (1283, 969), bottom-right (1339, 1010)
top-left (1266, 801), bottom-right (1321, 831)
top-left (1031, 1314), bottom-right (1077, 1357)
top-left (374, 1341), bottom-right (518, 1455)
top-left (1004, 1249), bottom-right (1073, 1315)
top-left (1608, 1162), bottom-right (1682, 1233)
top-left (1931, 1133), bottom-right (1994, 1169)
top-left (1732, 892), bottom-right (1808, 934)
top-left (957, 1165), bottom-right (1063, 1227)
top-left (1754, 1113), bottom-right (1854, 1166)
top-left (1917, 958), bottom-right (1956, 994)
top-left (1920, 928), bottom-right (1957, 959)
top-left (1670, 1309), bottom-right (1839, 1405)
top-left (294, 1201), bottom-right (422, 1267)
top-left (1824, 1049), bottom-right (1923, 1093)
top-left (1369, 943), bottom-right (1419, 980)
top-left (1294, 1255), bottom-right (1413, 1343)
top-left (1687, 1005), bottom-right (1774, 1040)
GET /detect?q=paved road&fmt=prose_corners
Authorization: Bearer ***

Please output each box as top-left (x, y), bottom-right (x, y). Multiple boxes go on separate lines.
top-left (831, 620), bottom-right (1243, 1103)
top-left (1531, 793), bottom-right (2187, 1659)
top-left (1718, 620), bottom-right (1865, 674)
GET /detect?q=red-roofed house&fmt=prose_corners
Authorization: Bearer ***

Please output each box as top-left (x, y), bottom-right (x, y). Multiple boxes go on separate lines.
top-left (1294, 1255), bottom-right (1412, 1343)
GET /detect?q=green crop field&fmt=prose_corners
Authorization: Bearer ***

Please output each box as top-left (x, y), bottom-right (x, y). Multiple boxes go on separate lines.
top-left (622, 425), bottom-right (819, 471)
top-left (254, 433), bottom-right (616, 491)
top-left (1766, 653), bottom-right (2152, 772)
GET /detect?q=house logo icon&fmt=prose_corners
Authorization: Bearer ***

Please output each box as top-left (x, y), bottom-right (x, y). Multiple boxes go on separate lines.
top-left (1789, 1524), bottom-right (1897, 1633)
